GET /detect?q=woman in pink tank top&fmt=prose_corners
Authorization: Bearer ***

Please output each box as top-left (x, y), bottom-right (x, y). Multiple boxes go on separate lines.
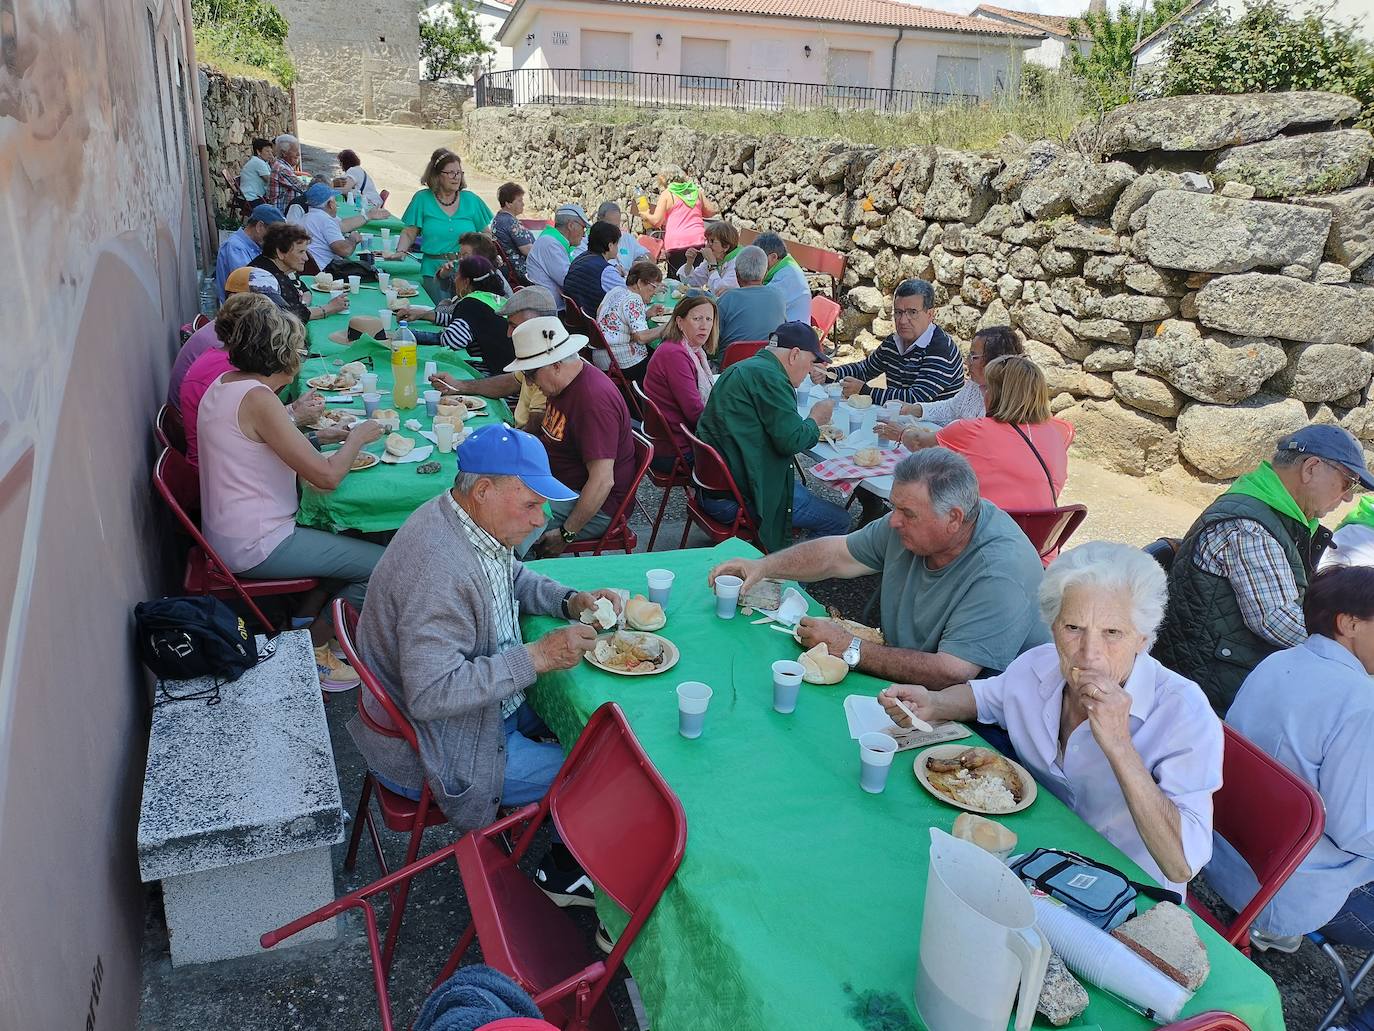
top-left (641, 165), bottom-right (718, 280)
top-left (196, 296), bottom-right (388, 689)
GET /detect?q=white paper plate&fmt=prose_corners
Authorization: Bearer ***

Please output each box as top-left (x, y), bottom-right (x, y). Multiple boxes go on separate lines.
top-left (913, 744), bottom-right (1037, 815)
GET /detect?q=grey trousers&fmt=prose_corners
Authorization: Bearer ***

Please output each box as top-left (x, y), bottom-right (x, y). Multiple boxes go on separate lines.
top-left (239, 525), bottom-right (386, 610)
top-left (516, 499), bottom-right (613, 559)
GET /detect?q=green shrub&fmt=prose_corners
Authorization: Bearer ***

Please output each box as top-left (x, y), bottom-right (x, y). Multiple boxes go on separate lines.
top-left (1066, 0), bottom-right (1191, 109)
top-left (420, 1), bottom-right (494, 82)
top-left (192, 0), bottom-right (295, 87)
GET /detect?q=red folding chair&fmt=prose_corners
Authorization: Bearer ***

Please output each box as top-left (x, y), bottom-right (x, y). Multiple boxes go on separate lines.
top-left (679, 427), bottom-right (764, 551)
top-left (1186, 724), bottom-right (1325, 955)
top-left (262, 702), bottom-right (687, 1031)
top-left (1006, 504), bottom-right (1088, 564)
top-left (562, 431), bottom-right (653, 556)
top-left (180, 312), bottom-right (212, 343)
top-left (477, 1022), bottom-right (559, 1031)
top-left (631, 382), bottom-right (693, 552)
top-left (152, 448), bottom-right (318, 634)
top-left (155, 403), bottom-right (187, 455)
top-left (379, 188), bottom-right (390, 207)
top-left (560, 294), bottom-right (641, 422)
top-left (811, 294), bottom-right (841, 347)
top-left (719, 340), bottom-right (768, 371)
top-left (333, 599), bottom-right (449, 974)
top-left (220, 169), bottom-right (254, 220)
top-left (637, 234), bottom-right (664, 263)
top-left (1162, 1014), bottom-right (1252, 1030)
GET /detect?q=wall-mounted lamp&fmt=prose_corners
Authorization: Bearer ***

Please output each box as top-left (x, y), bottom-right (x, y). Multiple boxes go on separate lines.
top-left (525, 32), bottom-right (535, 44)
top-left (655, 33), bottom-right (664, 46)
top-left (804, 44), bottom-right (812, 57)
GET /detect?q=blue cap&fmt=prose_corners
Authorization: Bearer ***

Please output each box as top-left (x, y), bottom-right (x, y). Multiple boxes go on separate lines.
top-left (770, 321), bottom-right (829, 363)
top-left (305, 182), bottom-right (334, 209)
top-left (248, 203), bottom-right (286, 225)
top-left (457, 424), bottom-right (578, 502)
top-left (1278, 425), bottom-right (1374, 489)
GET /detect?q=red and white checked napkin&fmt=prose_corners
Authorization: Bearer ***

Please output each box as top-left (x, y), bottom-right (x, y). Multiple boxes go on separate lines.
top-left (810, 448), bottom-right (903, 495)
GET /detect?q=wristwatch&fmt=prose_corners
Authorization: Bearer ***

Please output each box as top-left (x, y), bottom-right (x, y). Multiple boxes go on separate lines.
top-left (559, 524), bottom-right (578, 544)
top-left (842, 636), bottom-right (863, 669)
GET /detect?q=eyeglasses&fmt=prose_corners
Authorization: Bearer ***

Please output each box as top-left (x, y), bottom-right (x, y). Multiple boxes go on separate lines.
top-left (441, 167), bottom-right (463, 177)
top-left (968, 351), bottom-right (985, 362)
top-left (893, 307), bottom-right (926, 319)
top-left (1322, 459), bottom-right (1361, 493)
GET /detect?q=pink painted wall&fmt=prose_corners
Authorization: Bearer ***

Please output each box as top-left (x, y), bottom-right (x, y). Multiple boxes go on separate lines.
top-left (0, 1), bottom-right (208, 1028)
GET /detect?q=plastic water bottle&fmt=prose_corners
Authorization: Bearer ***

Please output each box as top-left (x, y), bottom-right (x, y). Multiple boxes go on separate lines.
top-left (391, 321), bottom-right (419, 410)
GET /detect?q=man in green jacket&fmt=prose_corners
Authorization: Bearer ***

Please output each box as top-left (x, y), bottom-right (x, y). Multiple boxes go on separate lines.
top-left (697, 322), bottom-right (849, 552)
top-left (1154, 425), bottom-right (1370, 714)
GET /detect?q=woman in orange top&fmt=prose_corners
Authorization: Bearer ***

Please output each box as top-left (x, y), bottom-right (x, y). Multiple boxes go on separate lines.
top-left (923, 355), bottom-right (1074, 512)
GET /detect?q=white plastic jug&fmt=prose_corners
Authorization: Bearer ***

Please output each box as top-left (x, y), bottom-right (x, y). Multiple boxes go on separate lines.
top-left (915, 828), bottom-right (1049, 1031)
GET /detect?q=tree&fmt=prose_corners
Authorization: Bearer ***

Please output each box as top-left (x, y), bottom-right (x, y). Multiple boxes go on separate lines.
top-left (1158, 0), bottom-right (1374, 121)
top-left (1066, 0), bottom-right (1191, 109)
top-left (419, 1), bottom-right (494, 82)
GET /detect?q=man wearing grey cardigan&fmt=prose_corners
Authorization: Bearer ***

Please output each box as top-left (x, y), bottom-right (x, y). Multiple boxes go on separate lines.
top-left (348, 425), bottom-right (623, 907)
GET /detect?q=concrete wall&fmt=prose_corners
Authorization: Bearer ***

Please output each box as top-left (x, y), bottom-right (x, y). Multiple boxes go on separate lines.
top-left (273, 0), bottom-right (422, 122)
top-left (0, 0), bottom-right (207, 1028)
top-left (200, 68), bottom-right (296, 225)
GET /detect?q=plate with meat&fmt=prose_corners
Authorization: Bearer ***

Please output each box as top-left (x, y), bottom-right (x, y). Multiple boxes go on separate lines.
top-left (914, 745), bottom-right (1037, 815)
top-left (584, 630), bottom-right (680, 677)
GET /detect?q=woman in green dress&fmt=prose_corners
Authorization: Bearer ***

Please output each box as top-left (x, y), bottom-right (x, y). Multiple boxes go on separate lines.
top-left (393, 147), bottom-right (492, 302)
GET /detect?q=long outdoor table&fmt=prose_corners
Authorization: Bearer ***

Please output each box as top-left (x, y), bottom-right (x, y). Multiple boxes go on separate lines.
top-left (520, 539), bottom-right (1285, 1031)
top-left (336, 198), bottom-right (406, 234)
top-left (292, 275), bottom-right (513, 534)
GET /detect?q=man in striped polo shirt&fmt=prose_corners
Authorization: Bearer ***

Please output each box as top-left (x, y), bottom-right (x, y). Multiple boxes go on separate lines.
top-left (823, 279), bottom-right (965, 406)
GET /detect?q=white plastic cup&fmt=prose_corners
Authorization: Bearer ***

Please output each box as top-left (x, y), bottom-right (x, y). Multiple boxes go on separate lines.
top-left (424, 360), bottom-right (438, 382)
top-left (677, 681), bottom-right (713, 739)
top-left (435, 421), bottom-right (455, 453)
top-left (378, 271), bottom-right (392, 291)
top-left (825, 383), bottom-right (843, 400)
top-left (332, 289), bottom-right (349, 315)
top-left (714, 574), bottom-right (743, 619)
top-left (376, 311), bottom-right (394, 335)
top-left (348, 275), bottom-right (361, 294)
top-left (884, 399), bottom-right (903, 418)
top-left (831, 406), bottom-right (851, 435)
top-left (360, 372), bottom-right (379, 393)
top-left (424, 389), bottom-right (440, 416)
top-left (859, 732), bottom-right (898, 793)
top-left (646, 568), bottom-right (675, 607)
top-left (362, 391), bottom-right (381, 418)
top-left (361, 234), bottom-right (374, 254)
top-left (771, 659), bottom-right (805, 714)
top-left (796, 384), bottom-right (810, 408)
top-left (380, 228), bottom-right (391, 249)
top-left (383, 289), bottom-right (398, 307)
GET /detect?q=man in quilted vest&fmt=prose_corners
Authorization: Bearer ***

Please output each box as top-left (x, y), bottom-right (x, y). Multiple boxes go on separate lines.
top-left (1154, 425), bottom-right (1371, 714)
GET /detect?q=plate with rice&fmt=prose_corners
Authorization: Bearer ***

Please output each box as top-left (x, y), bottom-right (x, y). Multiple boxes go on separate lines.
top-left (914, 744), bottom-right (1037, 815)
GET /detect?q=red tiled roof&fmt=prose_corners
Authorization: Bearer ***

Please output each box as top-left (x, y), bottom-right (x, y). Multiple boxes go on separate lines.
top-left (972, 3), bottom-right (1091, 38)
top-left (515, 0), bottom-right (1045, 36)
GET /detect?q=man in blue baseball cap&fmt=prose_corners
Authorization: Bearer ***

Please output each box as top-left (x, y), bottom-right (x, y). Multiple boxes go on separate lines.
top-left (1156, 423), bottom-right (1372, 713)
top-left (214, 202), bottom-right (285, 302)
top-left (348, 424), bottom-right (623, 909)
top-left (297, 181), bottom-right (376, 278)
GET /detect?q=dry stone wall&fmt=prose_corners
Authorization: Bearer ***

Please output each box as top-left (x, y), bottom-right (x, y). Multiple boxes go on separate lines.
top-left (467, 93), bottom-right (1374, 484)
top-left (199, 67), bottom-right (295, 227)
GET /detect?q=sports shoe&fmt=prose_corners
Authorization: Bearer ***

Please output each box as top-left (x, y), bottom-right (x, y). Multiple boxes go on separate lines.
top-left (595, 921), bottom-right (614, 955)
top-left (314, 644), bottom-right (360, 692)
top-left (1249, 927), bottom-right (1302, 953)
top-left (534, 853), bottom-right (596, 908)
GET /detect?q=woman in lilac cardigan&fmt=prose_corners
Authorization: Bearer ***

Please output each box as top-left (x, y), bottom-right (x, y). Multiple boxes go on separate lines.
top-left (643, 294), bottom-right (719, 473)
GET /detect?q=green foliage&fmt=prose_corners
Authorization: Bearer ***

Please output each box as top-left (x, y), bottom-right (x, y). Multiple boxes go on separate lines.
top-left (192, 0), bottom-right (295, 87)
top-left (1066, 0), bottom-right (1191, 108)
top-left (420, 1), bottom-right (494, 82)
top-left (1158, 0), bottom-right (1374, 122)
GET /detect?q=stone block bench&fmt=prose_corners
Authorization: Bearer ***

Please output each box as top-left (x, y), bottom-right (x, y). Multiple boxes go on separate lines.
top-left (138, 629), bottom-right (344, 967)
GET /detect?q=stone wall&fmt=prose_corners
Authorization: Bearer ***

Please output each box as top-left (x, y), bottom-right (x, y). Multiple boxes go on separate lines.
top-left (467, 93), bottom-right (1374, 483)
top-left (272, 0), bottom-right (421, 124)
top-left (420, 80), bottom-right (474, 128)
top-left (199, 67), bottom-right (295, 226)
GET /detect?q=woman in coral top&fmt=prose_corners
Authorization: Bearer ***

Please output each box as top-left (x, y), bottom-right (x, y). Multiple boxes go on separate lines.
top-left (929, 355), bottom-right (1074, 513)
top-left (641, 166), bottom-right (718, 280)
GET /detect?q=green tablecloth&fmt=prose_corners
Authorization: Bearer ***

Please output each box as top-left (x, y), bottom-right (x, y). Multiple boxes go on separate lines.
top-left (293, 277), bottom-right (512, 534)
top-left (520, 539), bottom-right (1285, 1031)
top-left (337, 198), bottom-right (406, 233)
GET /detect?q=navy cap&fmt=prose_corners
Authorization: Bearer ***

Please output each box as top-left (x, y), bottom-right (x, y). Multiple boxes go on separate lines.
top-left (457, 424), bottom-right (578, 502)
top-left (1277, 425), bottom-right (1374, 489)
top-left (248, 203), bottom-right (286, 225)
top-left (770, 321), bottom-right (829, 363)
top-left (305, 182), bottom-right (334, 209)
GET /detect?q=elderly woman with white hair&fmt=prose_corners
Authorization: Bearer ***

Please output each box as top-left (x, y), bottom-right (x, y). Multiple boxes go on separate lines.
top-left (881, 541), bottom-right (1223, 895)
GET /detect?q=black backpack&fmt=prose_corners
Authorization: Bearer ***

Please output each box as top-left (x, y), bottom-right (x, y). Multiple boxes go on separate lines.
top-left (134, 596), bottom-right (262, 704)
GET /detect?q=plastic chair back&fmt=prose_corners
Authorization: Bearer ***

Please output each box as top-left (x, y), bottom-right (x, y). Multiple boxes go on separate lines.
top-left (1187, 725), bottom-right (1326, 951)
top-left (334, 600), bottom-right (417, 749)
top-left (637, 234), bottom-right (664, 262)
top-left (519, 218), bottom-right (550, 231)
top-left (155, 403), bottom-right (188, 455)
top-left (632, 381), bottom-right (690, 466)
top-left (1006, 504), bottom-right (1088, 560)
top-left (811, 295), bottom-right (842, 340)
top-left (549, 703), bottom-right (687, 916)
top-left (682, 426), bottom-right (747, 508)
top-left (720, 340), bottom-right (768, 371)
top-left (1162, 1013), bottom-right (1253, 1030)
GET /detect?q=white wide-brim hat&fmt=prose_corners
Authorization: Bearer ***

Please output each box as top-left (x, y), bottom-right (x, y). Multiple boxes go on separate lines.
top-left (504, 316), bottom-right (588, 373)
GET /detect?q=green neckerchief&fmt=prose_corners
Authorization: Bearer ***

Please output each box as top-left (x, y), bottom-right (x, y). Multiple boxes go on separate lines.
top-left (1338, 494), bottom-right (1374, 531)
top-left (466, 290), bottom-right (504, 312)
top-left (722, 246), bottom-right (743, 263)
top-left (763, 253), bottom-right (799, 284)
top-left (1226, 461), bottom-right (1318, 533)
top-left (539, 224), bottom-right (572, 256)
top-left (666, 181), bottom-right (699, 208)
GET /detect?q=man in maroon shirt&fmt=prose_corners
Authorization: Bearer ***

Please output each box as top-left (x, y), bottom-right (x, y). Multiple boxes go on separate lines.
top-left (505, 317), bottom-right (637, 557)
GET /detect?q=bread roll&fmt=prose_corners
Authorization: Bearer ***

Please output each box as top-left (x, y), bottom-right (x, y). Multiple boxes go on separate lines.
top-left (854, 448), bottom-right (882, 468)
top-left (799, 643), bottom-right (848, 685)
top-left (847, 394), bottom-right (873, 409)
top-left (436, 403), bottom-right (467, 421)
top-left (340, 361), bottom-right (367, 379)
top-left (952, 812), bottom-right (1018, 858)
top-left (384, 433), bottom-right (414, 458)
top-left (373, 409), bottom-right (399, 430)
top-left (625, 594), bottom-right (666, 631)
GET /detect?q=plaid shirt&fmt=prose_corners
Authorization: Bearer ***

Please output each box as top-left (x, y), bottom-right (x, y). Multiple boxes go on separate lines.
top-left (447, 492), bottom-right (526, 718)
top-left (1194, 518), bottom-right (1308, 650)
top-left (264, 158), bottom-right (303, 209)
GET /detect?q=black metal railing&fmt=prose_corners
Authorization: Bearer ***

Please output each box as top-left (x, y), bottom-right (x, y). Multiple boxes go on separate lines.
top-left (474, 68), bottom-right (977, 113)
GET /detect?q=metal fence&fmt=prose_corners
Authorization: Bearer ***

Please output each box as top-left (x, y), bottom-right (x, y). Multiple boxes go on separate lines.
top-left (474, 68), bottom-right (977, 114)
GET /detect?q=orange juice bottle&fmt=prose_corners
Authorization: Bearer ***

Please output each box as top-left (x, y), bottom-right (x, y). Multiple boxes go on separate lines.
top-left (391, 322), bottom-right (418, 410)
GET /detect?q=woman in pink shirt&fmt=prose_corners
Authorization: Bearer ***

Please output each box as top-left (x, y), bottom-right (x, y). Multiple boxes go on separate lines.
top-left (197, 296), bottom-right (386, 689)
top-left (641, 166), bottom-right (718, 280)
top-left (933, 355), bottom-right (1074, 514)
top-left (643, 294), bottom-right (718, 473)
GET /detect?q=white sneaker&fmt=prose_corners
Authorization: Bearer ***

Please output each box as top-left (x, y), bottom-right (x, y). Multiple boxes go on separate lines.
top-left (1249, 927), bottom-right (1302, 953)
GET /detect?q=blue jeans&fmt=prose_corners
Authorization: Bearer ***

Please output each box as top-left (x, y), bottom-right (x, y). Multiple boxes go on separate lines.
top-left (374, 701), bottom-right (562, 807)
top-left (698, 479), bottom-right (851, 539)
top-left (1319, 883), bottom-right (1374, 1029)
